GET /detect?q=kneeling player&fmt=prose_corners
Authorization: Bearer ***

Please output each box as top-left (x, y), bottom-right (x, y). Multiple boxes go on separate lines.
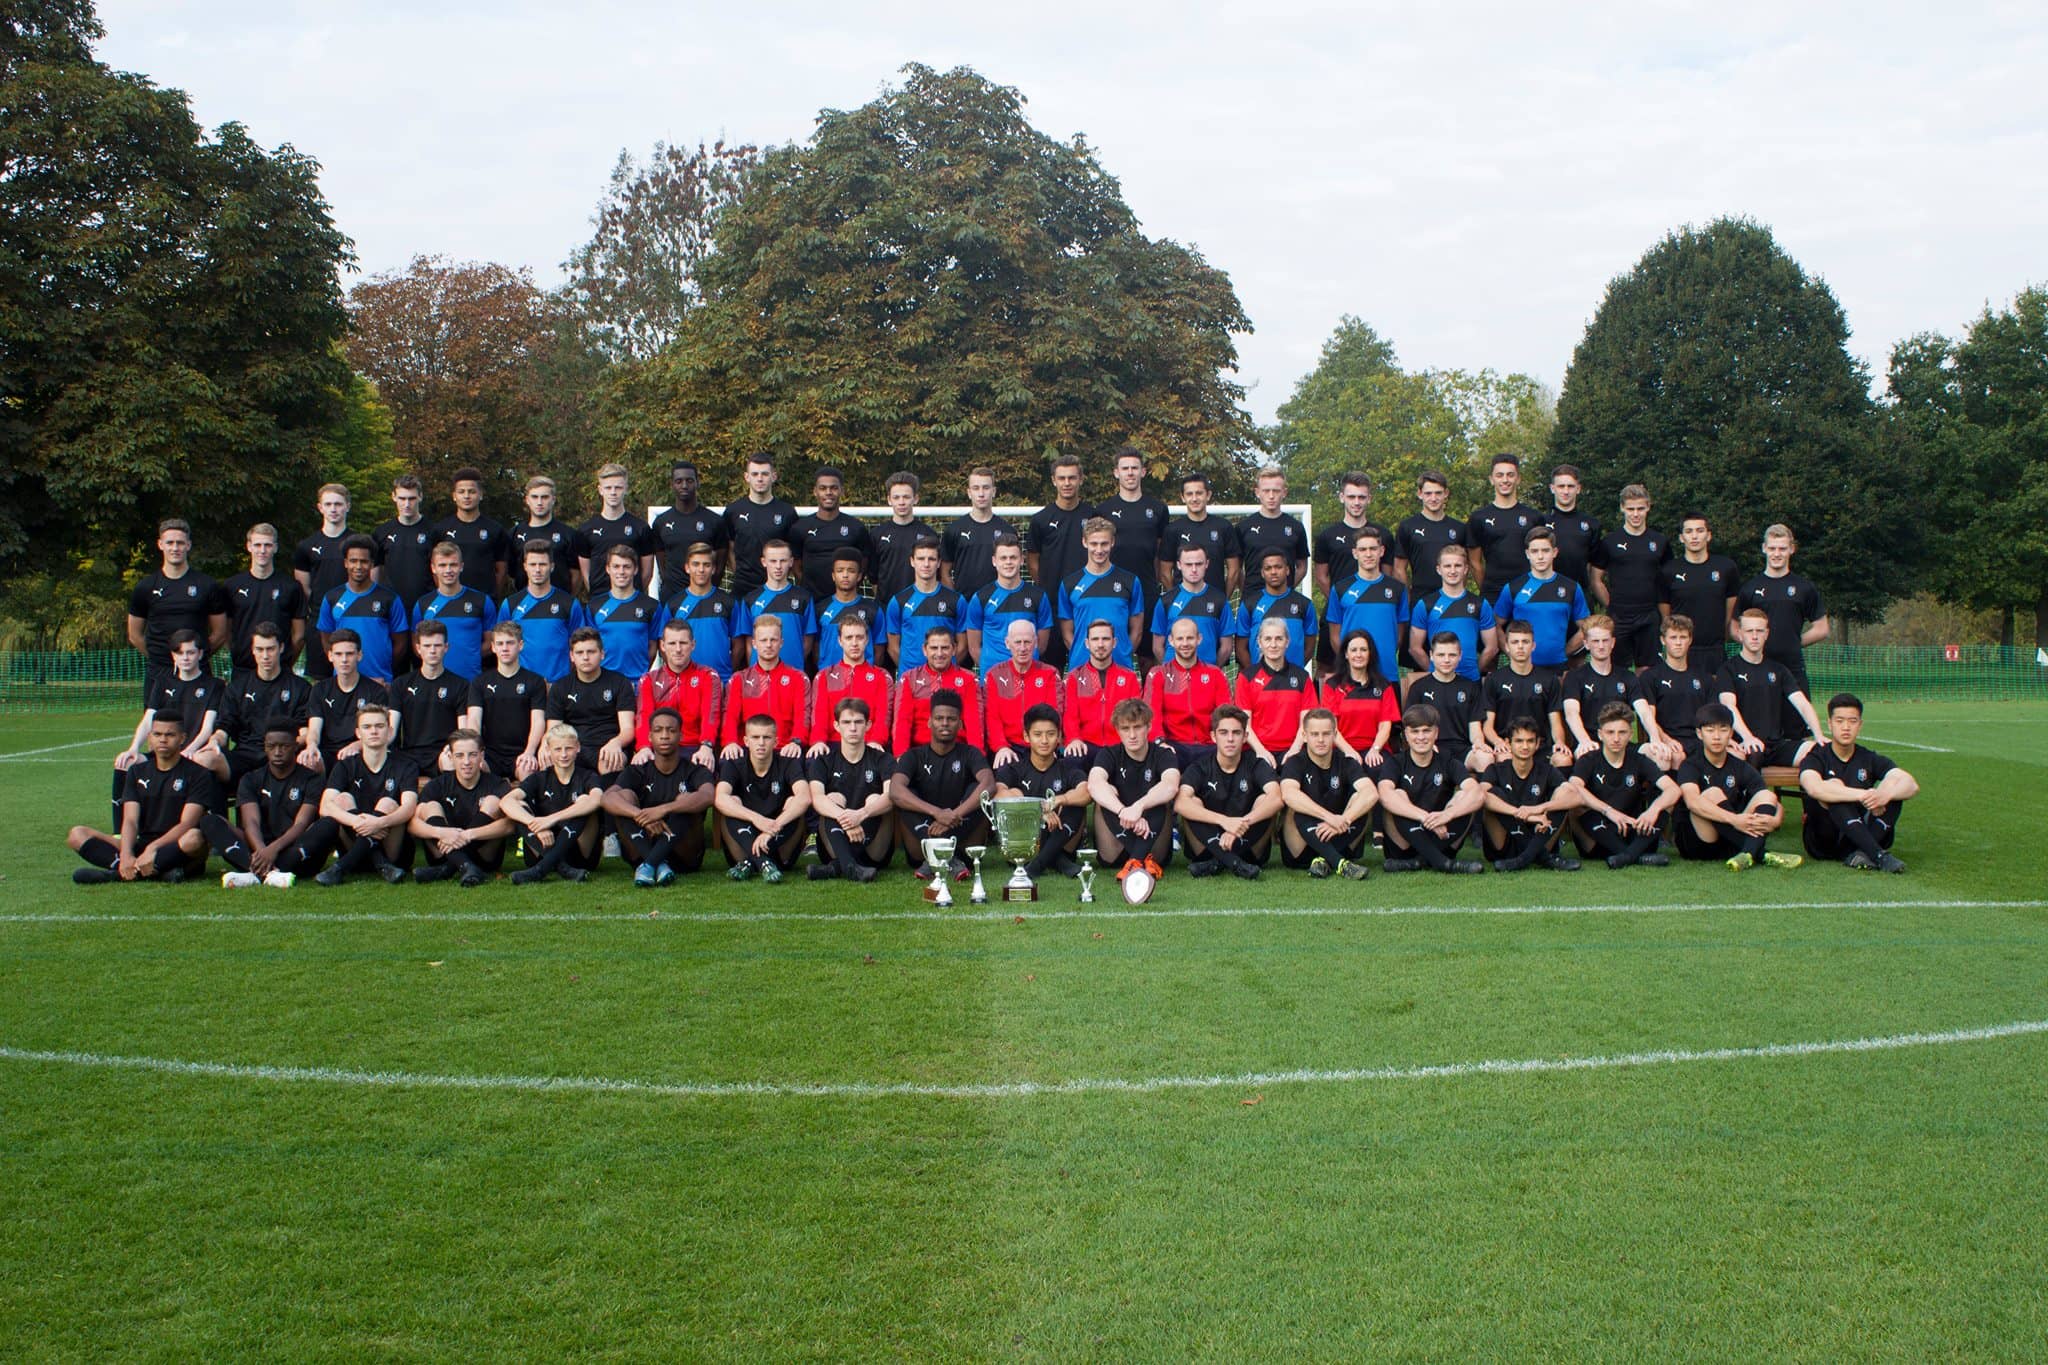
top-left (992, 703), bottom-right (1091, 879)
top-left (890, 690), bottom-right (993, 880)
top-left (1675, 703), bottom-right (1802, 870)
top-left (1087, 698), bottom-right (1181, 881)
top-left (500, 723), bottom-right (606, 884)
top-left (1480, 717), bottom-right (1582, 872)
top-left (410, 729), bottom-right (515, 886)
top-left (1176, 704), bottom-right (1281, 880)
top-left (1797, 693), bottom-right (1918, 873)
top-left (603, 707), bottom-right (713, 885)
top-left (314, 705), bottom-right (418, 885)
top-left (805, 698), bottom-right (896, 882)
top-left (1567, 702), bottom-right (1680, 868)
top-left (206, 722), bottom-right (337, 886)
top-left (714, 713), bottom-right (811, 880)
top-left (1376, 704), bottom-right (1488, 874)
top-left (69, 714), bottom-right (212, 884)
top-left (1278, 708), bottom-right (1374, 878)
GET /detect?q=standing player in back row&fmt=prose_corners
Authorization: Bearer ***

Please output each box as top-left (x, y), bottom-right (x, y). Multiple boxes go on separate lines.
top-left (434, 467), bottom-right (507, 598)
top-left (1394, 470), bottom-right (1466, 596)
top-left (293, 484), bottom-right (354, 679)
top-left (1465, 452), bottom-right (1543, 600)
top-left (224, 522), bottom-right (305, 671)
top-left (1236, 467), bottom-right (1309, 590)
top-left (1588, 484), bottom-right (1670, 670)
top-left (1738, 523), bottom-right (1829, 688)
top-left (1313, 471), bottom-right (1391, 602)
top-left (1542, 464), bottom-right (1601, 599)
top-left (1160, 472), bottom-right (1240, 598)
top-left (789, 465), bottom-right (870, 601)
top-left (651, 460), bottom-right (727, 598)
top-left (577, 462), bottom-right (656, 591)
top-left (1660, 513), bottom-right (1738, 657)
top-left (129, 518), bottom-right (229, 699)
top-left (941, 467), bottom-right (1014, 599)
top-left (1096, 447), bottom-right (1171, 614)
top-left (723, 452), bottom-right (799, 599)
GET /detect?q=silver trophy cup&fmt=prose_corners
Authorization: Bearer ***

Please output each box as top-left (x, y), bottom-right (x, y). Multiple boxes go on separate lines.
top-left (921, 835), bottom-right (957, 907)
top-left (981, 794), bottom-right (1047, 902)
top-left (1075, 848), bottom-right (1098, 904)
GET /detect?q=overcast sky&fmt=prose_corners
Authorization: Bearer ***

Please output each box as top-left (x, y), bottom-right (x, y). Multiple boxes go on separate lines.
top-left (99, 1), bottom-right (2047, 424)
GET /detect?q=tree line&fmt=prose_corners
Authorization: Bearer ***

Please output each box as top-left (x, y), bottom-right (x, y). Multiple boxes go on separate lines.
top-left (4, 1), bottom-right (2044, 650)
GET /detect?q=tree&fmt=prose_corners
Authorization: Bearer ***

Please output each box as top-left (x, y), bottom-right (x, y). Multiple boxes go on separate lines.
top-left (0, 0), bottom-right (353, 575)
top-left (1548, 218), bottom-right (1910, 622)
top-left (559, 139), bottom-right (756, 365)
top-left (1887, 288), bottom-right (2048, 650)
top-left (597, 64), bottom-right (1256, 504)
top-left (345, 255), bottom-right (590, 518)
top-left (1268, 317), bottom-right (1552, 522)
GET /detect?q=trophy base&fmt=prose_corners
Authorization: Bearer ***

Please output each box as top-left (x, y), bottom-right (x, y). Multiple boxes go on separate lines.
top-left (1002, 884), bottom-right (1039, 903)
top-left (923, 885), bottom-right (952, 905)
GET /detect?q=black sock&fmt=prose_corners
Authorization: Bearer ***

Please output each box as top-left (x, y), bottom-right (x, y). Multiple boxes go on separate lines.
top-left (640, 835), bottom-right (673, 868)
top-left (1832, 810), bottom-right (1886, 861)
top-left (1620, 833), bottom-right (1658, 864)
top-left (1404, 825), bottom-right (1454, 871)
top-left (78, 836), bottom-right (118, 869)
top-left (333, 837), bottom-right (377, 876)
top-left (821, 823), bottom-right (859, 871)
top-left (1584, 821), bottom-right (1629, 859)
top-left (1737, 830), bottom-right (1768, 859)
top-left (200, 814), bottom-right (252, 872)
top-left (525, 835), bottom-right (569, 875)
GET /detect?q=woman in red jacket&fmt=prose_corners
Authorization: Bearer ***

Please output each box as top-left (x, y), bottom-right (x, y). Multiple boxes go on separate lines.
top-left (1234, 617), bottom-right (1316, 765)
top-left (1319, 629), bottom-right (1401, 767)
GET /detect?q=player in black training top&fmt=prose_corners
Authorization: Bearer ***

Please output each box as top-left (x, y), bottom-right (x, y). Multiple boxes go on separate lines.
top-left (205, 721), bottom-right (336, 887)
top-left (547, 629), bottom-right (634, 777)
top-left (891, 689), bottom-right (993, 878)
top-left (1637, 614), bottom-right (1717, 770)
top-left (127, 517), bottom-right (228, 695)
top-left (69, 714), bottom-right (213, 884)
top-left (1312, 471), bottom-right (1391, 601)
top-left (1377, 703), bottom-right (1489, 874)
top-left (293, 484), bottom-right (354, 679)
top-left (390, 621), bottom-right (466, 778)
top-left (1561, 615), bottom-right (1652, 758)
top-left (1393, 470), bottom-right (1467, 596)
top-left (789, 466), bottom-right (872, 600)
top-left (224, 522), bottom-right (306, 670)
top-left (1278, 708), bottom-right (1375, 877)
top-left (872, 471), bottom-right (938, 607)
top-left (1096, 448), bottom-right (1172, 610)
top-left (466, 621), bottom-right (548, 779)
top-left (1588, 483), bottom-right (1670, 669)
top-left (409, 728), bottom-right (516, 886)
top-left (1088, 697), bottom-right (1181, 881)
top-left (314, 705), bottom-right (418, 885)
top-left (993, 703), bottom-right (1092, 880)
top-left (603, 707), bottom-right (714, 885)
top-left (577, 463), bottom-right (657, 591)
top-left (940, 467), bottom-right (1015, 599)
top-left (1542, 464), bottom-right (1601, 597)
top-left (1176, 704), bottom-right (1283, 880)
top-left (651, 460), bottom-right (729, 597)
top-left (1480, 716), bottom-right (1583, 872)
top-left (1673, 704), bottom-right (1802, 870)
top-left (506, 475), bottom-right (583, 594)
top-left (1736, 523), bottom-right (1829, 686)
top-left (714, 712), bottom-right (812, 880)
top-left (1161, 472), bottom-right (1242, 597)
top-left (220, 622), bottom-right (310, 783)
top-left (303, 630), bottom-right (390, 770)
top-left (1798, 693), bottom-right (1918, 873)
top-left (1236, 467), bottom-right (1309, 592)
top-left (1718, 608), bottom-right (1825, 768)
top-left (804, 697), bottom-right (897, 882)
top-left (500, 723), bottom-right (607, 884)
top-left (1566, 702), bottom-right (1681, 869)
top-left (1465, 452), bottom-right (1544, 599)
top-left (1406, 633), bottom-right (1490, 773)
top-left (371, 474), bottom-right (437, 610)
top-left (1478, 620), bottom-right (1571, 768)
top-left (1658, 513), bottom-right (1738, 656)
top-left (433, 466), bottom-right (509, 597)
top-left (724, 453), bottom-right (800, 598)
top-left (118, 631), bottom-right (228, 804)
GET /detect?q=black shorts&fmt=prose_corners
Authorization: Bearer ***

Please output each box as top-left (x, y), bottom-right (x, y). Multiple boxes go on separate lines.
top-left (1612, 616), bottom-right (1662, 671)
top-left (1753, 737), bottom-right (1808, 769)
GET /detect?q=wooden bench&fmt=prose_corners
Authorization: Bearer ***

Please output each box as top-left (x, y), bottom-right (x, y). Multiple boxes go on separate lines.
top-left (1762, 765), bottom-right (1804, 804)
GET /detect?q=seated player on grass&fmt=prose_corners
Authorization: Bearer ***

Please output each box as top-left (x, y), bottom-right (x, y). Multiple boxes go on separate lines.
top-left (465, 621), bottom-right (547, 780)
top-left (1717, 607), bottom-right (1825, 768)
top-left (1236, 617), bottom-right (1317, 765)
top-left (1674, 703), bottom-right (1802, 870)
top-left (70, 713), bottom-right (213, 885)
top-left (499, 722), bottom-right (605, 885)
top-left (1062, 619), bottom-right (1142, 756)
top-left (314, 704), bottom-right (418, 885)
top-left (1088, 698), bottom-right (1181, 887)
top-left (206, 721), bottom-right (336, 887)
top-left (602, 706), bottom-right (714, 886)
top-left (992, 703), bottom-right (1091, 880)
top-left (1480, 716), bottom-right (1583, 873)
top-left (1567, 702), bottom-right (1681, 869)
top-left (808, 617), bottom-right (892, 759)
top-left (1175, 704), bottom-right (1281, 880)
top-left (408, 728), bottom-right (515, 887)
top-left (890, 690), bottom-right (993, 882)
top-left (804, 698), bottom-right (896, 883)
top-left (636, 619), bottom-right (721, 770)
top-left (1479, 619), bottom-right (1573, 770)
top-left (714, 713), bottom-right (812, 882)
top-left (1797, 693), bottom-right (1918, 873)
top-left (1376, 704), bottom-right (1489, 875)
top-left (1403, 633), bottom-right (1492, 774)
top-left (1278, 707), bottom-right (1375, 879)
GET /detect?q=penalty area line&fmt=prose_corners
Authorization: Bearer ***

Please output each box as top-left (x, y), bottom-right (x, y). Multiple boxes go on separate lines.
top-left (1860, 735), bottom-right (1955, 753)
top-left (3, 898), bottom-right (2045, 928)
top-left (3, 1018), bottom-right (2046, 1102)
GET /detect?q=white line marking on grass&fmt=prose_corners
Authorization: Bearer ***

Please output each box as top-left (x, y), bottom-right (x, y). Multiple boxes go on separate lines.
top-left (4, 1018), bottom-right (2045, 1101)
top-left (3, 899), bottom-right (2044, 929)
top-left (0, 734), bottom-right (125, 760)
top-left (1860, 735), bottom-right (1955, 753)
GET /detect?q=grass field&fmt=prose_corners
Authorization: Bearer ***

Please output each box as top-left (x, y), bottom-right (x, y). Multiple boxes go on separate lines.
top-left (3, 703), bottom-right (2047, 1359)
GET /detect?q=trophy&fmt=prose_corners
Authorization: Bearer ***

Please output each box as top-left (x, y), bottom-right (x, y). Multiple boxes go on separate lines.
top-left (964, 846), bottom-right (989, 904)
top-left (1075, 848), bottom-right (1098, 904)
top-left (921, 835), bottom-right (957, 907)
top-left (980, 794), bottom-right (1047, 903)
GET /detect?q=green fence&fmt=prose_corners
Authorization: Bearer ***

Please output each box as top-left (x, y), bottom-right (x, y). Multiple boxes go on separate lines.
top-left (4, 644), bottom-right (2044, 715)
